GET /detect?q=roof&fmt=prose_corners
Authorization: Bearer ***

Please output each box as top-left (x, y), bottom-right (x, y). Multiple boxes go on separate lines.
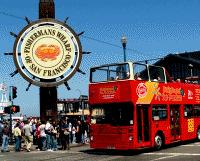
top-left (155, 51), bottom-right (200, 66)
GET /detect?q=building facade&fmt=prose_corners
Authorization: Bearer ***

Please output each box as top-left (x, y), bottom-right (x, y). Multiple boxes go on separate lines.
top-left (57, 95), bottom-right (89, 120)
top-left (154, 51), bottom-right (200, 82)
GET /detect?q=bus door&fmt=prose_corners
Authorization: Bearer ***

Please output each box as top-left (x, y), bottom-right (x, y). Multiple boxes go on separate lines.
top-left (137, 105), bottom-right (150, 143)
top-left (170, 105), bottom-right (180, 140)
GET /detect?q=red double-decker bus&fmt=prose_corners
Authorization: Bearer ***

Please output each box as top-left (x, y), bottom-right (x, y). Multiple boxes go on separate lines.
top-left (89, 62), bottom-right (200, 150)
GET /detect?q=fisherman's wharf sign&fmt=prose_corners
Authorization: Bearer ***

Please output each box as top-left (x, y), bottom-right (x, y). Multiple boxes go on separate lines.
top-left (13, 19), bottom-right (82, 87)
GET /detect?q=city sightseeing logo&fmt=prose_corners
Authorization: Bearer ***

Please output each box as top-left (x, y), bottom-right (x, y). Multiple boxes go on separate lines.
top-left (136, 83), bottom-right (147, 98)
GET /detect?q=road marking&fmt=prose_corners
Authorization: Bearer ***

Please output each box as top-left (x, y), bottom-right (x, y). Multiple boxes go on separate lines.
top-left (182, 144), bottom-right (200, 146)
top-left (149, 155), bottom-right (178, 161)
top-left (144, 152), bottom-right (200, 156)
top-left (143, 152), bottom-right (200, 161)
top-left (181, 142), bottom-right (200, 146)
top-left (143, 153), bottom-right (200, 161)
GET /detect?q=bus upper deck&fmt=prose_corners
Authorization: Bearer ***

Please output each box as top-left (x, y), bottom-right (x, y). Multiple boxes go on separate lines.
top-left (90, 62), bottom-right (171, 83)
top-left (89, 62), bottom-right (200, 105)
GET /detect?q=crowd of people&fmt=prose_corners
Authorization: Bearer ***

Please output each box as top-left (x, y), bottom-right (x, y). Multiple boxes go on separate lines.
top-left (0, 117), bottom-right (89, 152)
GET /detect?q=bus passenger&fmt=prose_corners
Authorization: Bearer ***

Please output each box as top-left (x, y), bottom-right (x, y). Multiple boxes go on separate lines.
top-left (108, 77), bottom-right (114, 81)
top-left (134, 73), bottom-right (142, 80)
top-left (115, 76), bottom-right (120, 80)
top-left (126, 72), bottom-right (130, 79)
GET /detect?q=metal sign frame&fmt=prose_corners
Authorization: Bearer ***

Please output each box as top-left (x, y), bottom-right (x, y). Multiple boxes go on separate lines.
top-left (13, 18), bottom-right (82, 87)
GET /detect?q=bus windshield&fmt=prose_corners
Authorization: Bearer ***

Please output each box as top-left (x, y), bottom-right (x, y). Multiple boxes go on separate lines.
top-left (90, 102), bottom-right (133, 126)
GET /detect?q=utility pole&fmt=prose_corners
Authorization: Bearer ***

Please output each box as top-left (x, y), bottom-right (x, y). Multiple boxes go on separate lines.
top-left (9, 86), bottom-right (13, 144)
top-left (39, 0), bottom-right (58, 121)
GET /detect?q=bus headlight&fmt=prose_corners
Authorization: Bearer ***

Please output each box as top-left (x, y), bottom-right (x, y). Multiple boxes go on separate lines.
top-left (90, 136), bottom-right (94, 141)
top-left (129, 136), bottom-right (133, 141)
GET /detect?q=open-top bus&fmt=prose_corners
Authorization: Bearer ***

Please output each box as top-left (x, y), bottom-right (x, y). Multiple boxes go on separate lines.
top-left (89, 62), bottom-right (200, 150)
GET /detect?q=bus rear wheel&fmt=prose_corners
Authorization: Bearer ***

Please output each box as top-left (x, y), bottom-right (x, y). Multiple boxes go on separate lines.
top-left (154, 135), bottom-right (163, 150)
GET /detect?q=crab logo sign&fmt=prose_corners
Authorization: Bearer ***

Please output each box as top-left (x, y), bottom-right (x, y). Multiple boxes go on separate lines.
top-left (13, 18), bottom-right (82, 87)
top-left (136, 83), bottom-right (147, 98)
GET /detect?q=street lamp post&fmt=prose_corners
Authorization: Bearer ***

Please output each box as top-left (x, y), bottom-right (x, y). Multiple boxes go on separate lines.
top-left (121, 36), bottom-right (127, 62)
top-left (188, 64), bottom-right (193, 77)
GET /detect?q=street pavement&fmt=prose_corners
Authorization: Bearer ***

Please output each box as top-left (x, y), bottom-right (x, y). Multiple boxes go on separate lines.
top-left (2, 141), bottom-right (200, 161)
top-left (6, 142), bottom-right (87, 152)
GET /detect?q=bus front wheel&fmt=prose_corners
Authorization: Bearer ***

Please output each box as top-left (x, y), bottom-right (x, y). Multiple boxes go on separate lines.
top-left (154, 135), bottom-right (163, 150)
top-left (197, 128), bottom-right (200, 141)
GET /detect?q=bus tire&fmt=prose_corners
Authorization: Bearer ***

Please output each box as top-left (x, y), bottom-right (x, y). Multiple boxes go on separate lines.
top-left (154, 134), bottom-right (163, 150)
top-left (197, 128), bottom-right (200, 141)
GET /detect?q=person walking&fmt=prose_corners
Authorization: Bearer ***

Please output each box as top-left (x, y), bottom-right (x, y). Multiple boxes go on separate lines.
top-left (1, 122), bottom-right (10, 152)
top-left (45, 120), bottom-right (53, 151)
top-left (38, 120), bottom-right (46, 151)
top-left (22, 120), bottom-right (33, 152)
top-left (72, 126), bottom-right (76, 144)
top-left (52, 121), bottom-right (58, 151)
top-left (60, 119), bottom-right (70, 150)
top-left (13, 122), bottom-right (21, 152)
top-left (76, 120), bottom-right (82, 143)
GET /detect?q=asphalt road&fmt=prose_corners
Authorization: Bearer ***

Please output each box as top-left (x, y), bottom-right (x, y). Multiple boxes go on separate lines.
top-left (1, 141), bottom-right (200, 161)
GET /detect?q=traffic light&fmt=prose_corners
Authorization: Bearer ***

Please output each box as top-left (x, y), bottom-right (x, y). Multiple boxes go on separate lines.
top-left (11, 105), bottom-right (20, 113)
top-left (4, 106), bottom-right (10, 114)
top-left (4, 105), bottom-right (20, 114)
top-left (12, 86), bottom-right (17, 99)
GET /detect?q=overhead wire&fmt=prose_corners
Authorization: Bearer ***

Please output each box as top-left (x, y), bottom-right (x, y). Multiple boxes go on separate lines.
top-left (0, 10), bottom-right (157, 62)
top-left (82, 35), bottom-right (146, 56)
top-left (0, 11), bottom-right (25, 20)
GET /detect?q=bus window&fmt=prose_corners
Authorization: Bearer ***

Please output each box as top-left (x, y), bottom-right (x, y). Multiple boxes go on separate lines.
top-left (116, 64), bottom-right (129, 80)
top-left (90, 102), bottom-right (133, 126)
top-left (193, 105), bottom-right (200, 117)
top-left (133, 63), bottom-right (148, 81)
top-left (91, 108), bottom-right (105, 124)
top-left (149, 65), bottom-right (165, 82)
top-left (184, 105), bottom-right (193, 117)
top-left (152, 105), bottom-right (167, 120)
top-left (90, 63), bottom-right (130, 83)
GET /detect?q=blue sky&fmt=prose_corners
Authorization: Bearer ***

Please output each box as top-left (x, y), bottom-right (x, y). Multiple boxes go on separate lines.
top-left (1, 0), bottom-right (200, 116)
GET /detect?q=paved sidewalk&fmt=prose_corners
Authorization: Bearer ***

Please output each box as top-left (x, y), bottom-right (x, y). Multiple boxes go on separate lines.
top-left (6, 142), bottom-right (88, 152)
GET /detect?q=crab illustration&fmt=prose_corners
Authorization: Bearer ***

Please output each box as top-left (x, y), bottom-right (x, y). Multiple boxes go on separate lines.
top-left (35, 44), bottom-right (60, 62)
